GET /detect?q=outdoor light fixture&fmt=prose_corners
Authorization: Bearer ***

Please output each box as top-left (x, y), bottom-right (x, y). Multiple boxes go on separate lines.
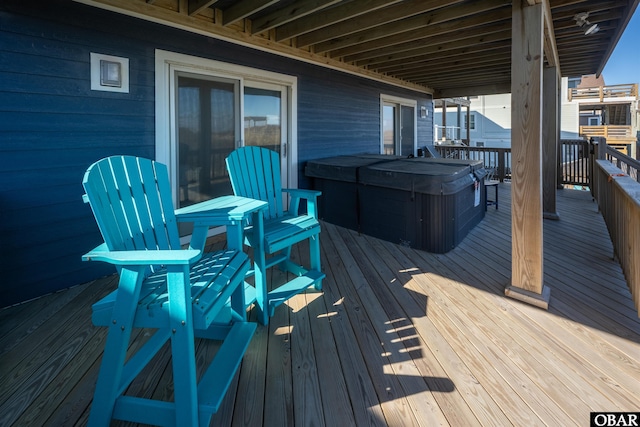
top-left (90, 53), bottom-right (129, 93)
top-left (574, 12), bottom-right (600, 36)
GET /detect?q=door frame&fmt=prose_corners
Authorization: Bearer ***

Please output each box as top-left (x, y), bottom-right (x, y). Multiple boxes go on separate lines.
top-left (380, 94), bottom-right (417, 155)
top-left (155, 49), bottom-right (299, 205)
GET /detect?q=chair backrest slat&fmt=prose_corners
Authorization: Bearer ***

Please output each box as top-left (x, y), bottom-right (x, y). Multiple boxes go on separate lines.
top-left (83, 156), bottom-right (181, 253)
top-left (226, 147), bottom-right (283, 220)
top-left (90, 157), bottom-right (139, 251)
top-left (110, 157), bottom-right (156, 250)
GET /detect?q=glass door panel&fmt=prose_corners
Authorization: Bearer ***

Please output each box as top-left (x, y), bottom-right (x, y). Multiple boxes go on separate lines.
top-left (401, 105), bottom-right (415, 156)
top-left (244, 83), bottom-right (288, 187)
top-left (176, 74), bottom-right (238, 208)
top-left (244, 87), bottom-right (282, 154)
top-left (382, 101), bottom-right (415, 156)
top-left (383, 104), bottom-right (396, 155)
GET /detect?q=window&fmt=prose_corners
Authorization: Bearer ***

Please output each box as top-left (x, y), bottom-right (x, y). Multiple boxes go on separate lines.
top-left (568, 77), bottom-right (581, 89)
top-left (464, 113), bottom-right (476, 130)
top-left (380, 95), bottom-right (417, 156)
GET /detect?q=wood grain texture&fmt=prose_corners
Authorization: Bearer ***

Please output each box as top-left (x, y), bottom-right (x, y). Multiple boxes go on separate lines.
top-left (2, 185), bottom-right (640, 426)
top-left (510, 0), bottom-right (544, 295)
top-left (594, 160), bottom-right (640, 317)
top-left (542, 66), bottom-right (559, 219)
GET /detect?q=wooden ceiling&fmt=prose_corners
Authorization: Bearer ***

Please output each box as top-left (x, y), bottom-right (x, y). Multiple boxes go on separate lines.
top-left (76, 0), bottom-right (639, 97)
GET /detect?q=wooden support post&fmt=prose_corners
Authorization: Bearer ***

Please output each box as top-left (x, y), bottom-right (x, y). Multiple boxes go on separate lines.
top-left (543, 66), bottom-right (559, 220)
top-left (466, 104), bottom-right (471, 145)
top-left (457, 104), bottom-right (462, 142)
top-left (556, 83), bottom-right (563, 190)
top-left (442, 101), bottom-right (447, 142)
top-left (506, 0), bottom-right (550, 309)
top-left (597, 136), bottom-right (608, 160)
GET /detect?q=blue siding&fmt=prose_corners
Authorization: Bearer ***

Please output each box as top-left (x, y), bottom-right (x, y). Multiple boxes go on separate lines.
top-left (0, 0), bottom-right (432, 307)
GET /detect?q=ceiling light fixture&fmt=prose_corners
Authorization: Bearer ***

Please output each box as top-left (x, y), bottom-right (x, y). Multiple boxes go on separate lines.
top-left (574, 12), bottom-right (600, 35)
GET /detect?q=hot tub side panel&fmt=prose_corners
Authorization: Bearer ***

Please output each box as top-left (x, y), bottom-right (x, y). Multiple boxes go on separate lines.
top-left (358, 184), bottom-right (420, 248)
top-left (311, 178), bottom-right (360, 231)
top-left (418, 181), bottom-right (485, 253)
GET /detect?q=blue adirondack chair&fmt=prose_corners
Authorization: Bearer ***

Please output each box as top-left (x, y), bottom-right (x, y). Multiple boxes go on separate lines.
top-left (82, 156), bottom-right (258, 427)
top-left (226, 146), bottom-right (325, 324)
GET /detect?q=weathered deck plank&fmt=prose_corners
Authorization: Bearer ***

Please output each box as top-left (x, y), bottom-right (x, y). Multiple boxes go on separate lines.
top-left (1, 184), bottom-right (639, 427)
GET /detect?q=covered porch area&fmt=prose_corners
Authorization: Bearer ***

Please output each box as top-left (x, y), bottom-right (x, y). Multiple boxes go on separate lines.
top-left (2, 184), bottom-right (639, 426)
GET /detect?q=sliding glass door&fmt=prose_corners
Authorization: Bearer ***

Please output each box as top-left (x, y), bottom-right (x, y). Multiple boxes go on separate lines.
top-left (381, 96), bottom-right (417, 156)
top-left (174, 76), bottom-right (289, 210)
top-left (156, 50), bottom-right (298, 239)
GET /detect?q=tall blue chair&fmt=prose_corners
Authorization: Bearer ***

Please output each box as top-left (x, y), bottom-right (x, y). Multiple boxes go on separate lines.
top-left (82, 156), bottom-right (256, 426)
top-left (226, 146), bottom-right (325, 324)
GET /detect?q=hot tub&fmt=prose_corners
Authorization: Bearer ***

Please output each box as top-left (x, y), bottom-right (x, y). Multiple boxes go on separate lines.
top-left (305, 155), bottom-right (486, 253)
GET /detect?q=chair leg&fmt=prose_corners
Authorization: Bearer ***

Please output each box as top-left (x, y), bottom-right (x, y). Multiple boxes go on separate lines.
top-left (88, 269), bottom-right (144, 427)
top-left (250, 214), bottom-right (269, 325)
top-left (495, 186), bottom-right (498, 210)
top-left (310, 234), bottom-right (322, 291)
top-left (166, 268), bottom-right (199, 426)
top-left (484, 185), bottom-right (488, 212)
top-left (253, 246), bottom-right (269, 326)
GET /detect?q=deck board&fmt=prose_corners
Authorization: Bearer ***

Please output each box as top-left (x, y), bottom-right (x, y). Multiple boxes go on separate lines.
top-left (1, 184), bottom-right (640, 427)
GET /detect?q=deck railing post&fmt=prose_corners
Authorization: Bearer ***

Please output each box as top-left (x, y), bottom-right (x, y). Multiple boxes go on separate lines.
top-left (497, 149), bottom-right (506, 182)
top-left (597, 136), bottom-right (607, 160)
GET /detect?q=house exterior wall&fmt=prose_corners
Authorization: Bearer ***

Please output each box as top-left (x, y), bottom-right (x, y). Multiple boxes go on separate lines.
top-left (560, 77), bottom-right (582, 139)
top-left (0, 0), bottom-right (433, 307)
top-left (433, 94), bottom-right (511, 148)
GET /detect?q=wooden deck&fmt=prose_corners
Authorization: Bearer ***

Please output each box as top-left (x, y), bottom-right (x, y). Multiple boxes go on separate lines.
top-left (2, 184), bottom-right (640, 426)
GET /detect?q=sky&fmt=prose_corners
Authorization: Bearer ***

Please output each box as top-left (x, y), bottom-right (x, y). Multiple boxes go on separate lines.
top-left (601, 7), bottom-right (640, 85)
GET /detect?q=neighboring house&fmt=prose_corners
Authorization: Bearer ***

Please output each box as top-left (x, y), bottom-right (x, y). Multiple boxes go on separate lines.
top-left (0, 1), bottom-right (434, 307)
top-left (434, 94), bottom-right (512, 148)
top-left (562, 74), bottom-right (639, 158)
top-left (434, 75), bottom-right (640, 156)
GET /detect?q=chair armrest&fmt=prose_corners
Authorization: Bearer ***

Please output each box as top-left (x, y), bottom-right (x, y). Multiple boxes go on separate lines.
top-left (283, 188), bottom-right (321, 199)
top-left (283, 188), bottom-right (321, 218)
top-left (82, 243), bottom-right (201, 265)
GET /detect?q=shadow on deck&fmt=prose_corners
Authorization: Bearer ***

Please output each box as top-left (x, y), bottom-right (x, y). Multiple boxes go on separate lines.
top-left (1, 184), bottom-right (639, 426)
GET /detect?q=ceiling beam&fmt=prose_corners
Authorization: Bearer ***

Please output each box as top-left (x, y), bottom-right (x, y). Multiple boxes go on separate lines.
top-left (188, 0), bottom-right (218, 16)
top-left (366, 41), bottom-right (510, 72)
top-left (418, 72), bottom-right (511, 89)
top-left (328, 7), bottom-right (511, 58)
top-left (251, 0), bottom-right (342, 34)
top-left (348, 25), bottom-right (511, 65)
top-left (275, 0), bottom-right (403, 41)
top-left (377, 50), bottom-right (510, 75)
top-left (420, 69), bottom-right (511, 87)
top-left (296, 0), bottom-right (463, 48)
top-left (222, 0), bottom-right (279, 26)
top-left (313, 0), bottom-right (509, 53)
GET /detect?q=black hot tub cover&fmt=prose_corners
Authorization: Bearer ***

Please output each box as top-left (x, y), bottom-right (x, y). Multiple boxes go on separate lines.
top-left (359, 158), bottom-right (483, 196)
